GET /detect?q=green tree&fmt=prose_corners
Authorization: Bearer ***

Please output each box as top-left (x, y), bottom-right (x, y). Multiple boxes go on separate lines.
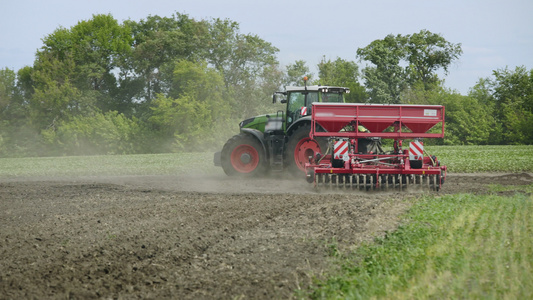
top-left (357, 34), bottom-right (407, 103)
top-left (205, 18), bottom-right (278, 87)
top-left (317, 56), bottom-right (367, 102)
top-left (27, 52), bottom-right (83, 130)
top-left (38, 14), bottom-right (133, 112)
top-left (285, 60), bottom-right (311, 86)
top-left (169, 59), bottom-right (232, 122)
top-left (440, 92), bottom-right (494, 145)
top-left (0, 68), bottom-right (17, 117)
top-left (404, 30), bottom-right (462, 89)
top-left (148, 60), bottom-right (232, 151)
top-left (204, 18), bottom-right (279, 118)
top-left (41, 111), bottom-right (143, 155)
top-left (474, 66), bottom-right (533, 144)
top-left (124, 13), bottom-right (209, 105)
top-left (357, 30), bottom-right (462, 103)
top-left (403, 86), bottom-right (495, 145)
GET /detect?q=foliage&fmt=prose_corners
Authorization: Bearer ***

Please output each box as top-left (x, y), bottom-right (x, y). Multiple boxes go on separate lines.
top-left (0, 14), bottom-right (531, 157)
top-left (357, 30), bottom-right (462, 103)
top-left (285, 60), bottom-right (312, 86)
top-left (402, 85), bottom-right (495, 145)
top-left (316, 56), bottom-right (367, 103)
top-left (0, 68), bottom-right (16, 112)
top-left (41, 111), bottom-right (144, 155)
top-left (308, 193), bottom-right (533, 299)
top-left (472, 66), bottom-right (533, 144)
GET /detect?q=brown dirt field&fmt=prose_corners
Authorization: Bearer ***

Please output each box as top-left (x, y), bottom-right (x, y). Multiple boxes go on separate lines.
top-left (1, 172), bottom-right (531, 299)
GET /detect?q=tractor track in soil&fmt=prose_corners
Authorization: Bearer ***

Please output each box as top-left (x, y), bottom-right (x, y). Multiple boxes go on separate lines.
top-left (0, 172), bottom-right (531, 299)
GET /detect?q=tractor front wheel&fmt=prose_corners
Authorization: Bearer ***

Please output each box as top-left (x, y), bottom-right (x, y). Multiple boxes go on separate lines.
top-left (221, 133), bottom-right (266, 176)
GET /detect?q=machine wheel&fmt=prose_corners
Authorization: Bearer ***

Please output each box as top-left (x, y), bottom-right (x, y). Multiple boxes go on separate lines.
top-left (285, 124), bottom-right (327, 175)
top-left (221, 133), bottom-right (266, 176)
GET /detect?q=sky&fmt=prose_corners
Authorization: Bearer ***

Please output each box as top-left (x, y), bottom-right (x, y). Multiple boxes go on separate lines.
top-left (1, 0), bottom-right (532, 95)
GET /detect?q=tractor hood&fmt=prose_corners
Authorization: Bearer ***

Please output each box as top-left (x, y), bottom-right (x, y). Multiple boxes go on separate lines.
top-left (240, 113), bottom-right (284, 133)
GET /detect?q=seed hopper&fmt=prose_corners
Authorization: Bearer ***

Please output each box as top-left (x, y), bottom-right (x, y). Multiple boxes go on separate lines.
top-left (305, 103), bottom-right (447, 190)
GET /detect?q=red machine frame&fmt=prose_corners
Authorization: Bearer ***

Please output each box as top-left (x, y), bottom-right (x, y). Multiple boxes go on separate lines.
top-left (306, 103), bottom-right (447, 189)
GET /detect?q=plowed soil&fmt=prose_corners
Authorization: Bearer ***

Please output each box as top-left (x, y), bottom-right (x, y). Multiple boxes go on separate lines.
top-left (1, 172), bottom-right (531, 299)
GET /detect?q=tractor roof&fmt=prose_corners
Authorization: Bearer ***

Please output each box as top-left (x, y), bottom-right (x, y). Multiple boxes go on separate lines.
top-left (285, 85), bottom-right (350, 93)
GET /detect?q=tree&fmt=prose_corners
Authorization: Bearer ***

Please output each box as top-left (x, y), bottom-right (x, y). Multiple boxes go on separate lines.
top-left (203, 18), bottom-right (280, 119)
top-left (205, 18), bottom-right (278, 87)
top-left (38, 14), bottom-right (133, 112)
top-left (404, 30), bottom-right (462, 89)
top-left (317, 56), bottom-right (367, 102)
top-left (0, 68), bottom-right (16, 116)
top-left (41, 111), bottom-right (143, 155)
top-left (148, 60), bottom-right (232, 151)
top-left (357, 34), bottom-right (407, 103)
top-left (478, 66), bottom-right (533, 144)
top-left (27, 51), bottom-right (83, 130)
top-left (285, 60), bottom-right (311, 86)
top-left (357, 30), bottom-right (462, 103)
top-left (124, 13), bottom-right (209, 105)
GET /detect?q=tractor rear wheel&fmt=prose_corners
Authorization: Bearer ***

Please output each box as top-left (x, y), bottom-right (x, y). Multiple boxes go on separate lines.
top-left (285, 124), bottom-right (327, 175)
top-left (221, 133), bottom-right (266, 176)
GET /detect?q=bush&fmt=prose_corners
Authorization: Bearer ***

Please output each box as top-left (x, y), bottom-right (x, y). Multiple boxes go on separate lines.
top-left (42, 111), bottom-right (143, 155)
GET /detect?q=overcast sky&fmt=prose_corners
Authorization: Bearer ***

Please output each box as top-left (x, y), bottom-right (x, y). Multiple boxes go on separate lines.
top-left (1, 0), bottom-right (532, 94)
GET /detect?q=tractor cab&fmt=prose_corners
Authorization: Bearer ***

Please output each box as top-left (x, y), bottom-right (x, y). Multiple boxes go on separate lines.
top-left (273, 85), bottom-right (349, 132)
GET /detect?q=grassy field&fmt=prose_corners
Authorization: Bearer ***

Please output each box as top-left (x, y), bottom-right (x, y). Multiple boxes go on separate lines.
top-left (307, 193), bottom-right (533, 299)
top-left (427, 145), bottom-right (533, 173)
top-left (0, 152), bottom-right (222, 178)
top-left (0, 145), bottom-right (532, 178)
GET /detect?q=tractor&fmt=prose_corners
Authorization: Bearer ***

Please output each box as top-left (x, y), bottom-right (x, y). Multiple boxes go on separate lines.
top-left (214, 77), bottom-right (349, 176)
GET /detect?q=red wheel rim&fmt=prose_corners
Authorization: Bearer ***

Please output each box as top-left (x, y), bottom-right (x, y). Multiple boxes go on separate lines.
top-left (230, 144), bottom-right (260, 173)
top-left (293, 138), bottom-right (321, 171)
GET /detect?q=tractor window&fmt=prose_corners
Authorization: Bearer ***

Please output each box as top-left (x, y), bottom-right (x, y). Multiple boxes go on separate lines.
top-left (322, 92), bottom-right (344, 103)
top-left (288, 92), bottom-right (305, 114)
top-left (287, 91), bottom-right (318, 125)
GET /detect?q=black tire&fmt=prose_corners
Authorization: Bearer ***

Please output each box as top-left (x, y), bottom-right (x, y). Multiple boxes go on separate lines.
top-left (221, 134), bottom-right (267, 176)
top-left (285, 124), bottom-right (328, 175)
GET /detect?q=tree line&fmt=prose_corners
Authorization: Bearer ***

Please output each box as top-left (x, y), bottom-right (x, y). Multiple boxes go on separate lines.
top-left (0, 13), bottom-right (531, 157)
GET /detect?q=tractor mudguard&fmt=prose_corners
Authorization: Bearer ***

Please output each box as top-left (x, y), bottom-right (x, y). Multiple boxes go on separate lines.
top-left (239, 128), bottom-right (268, 159)
top-left (286, 116), bottom-right (312, 137)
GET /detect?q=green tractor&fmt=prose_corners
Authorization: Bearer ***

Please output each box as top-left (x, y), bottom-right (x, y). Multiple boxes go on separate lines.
top-left (214, 78), bottom-right (350, 176)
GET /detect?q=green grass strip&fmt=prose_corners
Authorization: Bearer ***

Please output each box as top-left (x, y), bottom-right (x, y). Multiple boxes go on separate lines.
top-left (427, 145), bottom-right (533, 173)
top-left (0, 145), bottom-right (532, 177)
top-left (0, 152), bottom-right (220, 178)
top-left (309, 193), bottom-right (533, 299)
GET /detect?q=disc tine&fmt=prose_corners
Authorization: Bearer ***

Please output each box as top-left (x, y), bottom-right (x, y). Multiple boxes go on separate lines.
top-left (397, 175), bottom-right (401, 190)
top-left (344, 175), bottom-right (348, 190)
